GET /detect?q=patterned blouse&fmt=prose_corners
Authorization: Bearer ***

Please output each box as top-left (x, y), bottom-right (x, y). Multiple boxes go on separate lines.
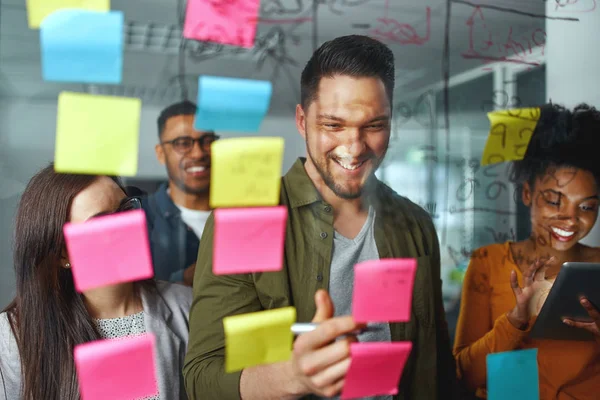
top-left (94, 311), bottom-right (159, 400)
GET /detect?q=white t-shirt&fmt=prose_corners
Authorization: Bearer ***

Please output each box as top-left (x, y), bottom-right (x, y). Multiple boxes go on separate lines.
top-left (174, 204), bottom-right (211, 239)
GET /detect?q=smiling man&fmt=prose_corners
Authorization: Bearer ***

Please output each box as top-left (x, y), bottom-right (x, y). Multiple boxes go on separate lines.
top-left (142, 101), bottom-right (218, 285)
top-left (184, 35), bottom-right (458, 399)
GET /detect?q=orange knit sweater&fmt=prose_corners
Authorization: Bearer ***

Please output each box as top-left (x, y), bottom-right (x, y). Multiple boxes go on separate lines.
top-left (453, 242), bottom-right (600, 399)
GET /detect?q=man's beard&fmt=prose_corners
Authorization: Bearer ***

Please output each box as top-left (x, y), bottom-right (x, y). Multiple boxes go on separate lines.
top-left (167, 168), bottom-right (209, 195)
top-left (306, 137), bottom-right (381, 200)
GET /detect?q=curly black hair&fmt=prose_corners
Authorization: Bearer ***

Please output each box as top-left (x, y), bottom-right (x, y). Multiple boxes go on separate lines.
top-left (509, 103), bottom-right (600, 189)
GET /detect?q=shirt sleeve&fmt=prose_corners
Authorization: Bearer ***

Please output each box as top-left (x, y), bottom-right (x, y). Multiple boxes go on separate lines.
top-left (182, 213), bottom-right (263, 400)
top-left (0, 314), bottom-right (22, 400)
top-left (453, 250), bottom-right (531, 392)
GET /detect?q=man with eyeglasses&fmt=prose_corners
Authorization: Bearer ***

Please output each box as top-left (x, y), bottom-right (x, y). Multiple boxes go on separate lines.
top-left (141, 100), bottom-right (219, 286)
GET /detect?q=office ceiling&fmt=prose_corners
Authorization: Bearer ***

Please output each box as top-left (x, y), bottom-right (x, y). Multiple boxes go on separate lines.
top-left (0, 0), bottom-right (546, 115)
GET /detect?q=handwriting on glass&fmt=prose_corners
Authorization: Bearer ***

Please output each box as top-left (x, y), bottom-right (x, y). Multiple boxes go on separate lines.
top-left (549, 0), bottom-right (597, 13)
top-left (454, 161), bottom-right (515, 203)
top-left (393, 90), bottom-right (435, 129)
top-left (381, 267), bottom-right (412, 288)
top-left (462, 7), bottom-right (546, 69)
top-left (371, 7), bottom-right (431, 45)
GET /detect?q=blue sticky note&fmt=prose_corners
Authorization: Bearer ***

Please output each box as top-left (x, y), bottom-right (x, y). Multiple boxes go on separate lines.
top-left (41, 9), bottom-right (123, 84)
top-left (487, 349), bottom-right (539, 400)
top-left (194, 76), bottom-right (273, 132)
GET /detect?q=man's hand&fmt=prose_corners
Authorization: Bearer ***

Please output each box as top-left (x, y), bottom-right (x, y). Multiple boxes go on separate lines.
top-left (289, 290), bottom-right (363, 398)
top-left (183, 263), bottom-right (196, 286)
top-left (563, 297), bottom-right (600, 337)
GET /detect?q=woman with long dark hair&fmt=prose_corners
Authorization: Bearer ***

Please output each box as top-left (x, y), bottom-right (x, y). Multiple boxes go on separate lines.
top-left (0, 165), bottom-right (192, 400)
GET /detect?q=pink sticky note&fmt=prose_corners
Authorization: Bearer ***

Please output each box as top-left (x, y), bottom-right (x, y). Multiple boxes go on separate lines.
top-left (341, 342), bottom-right (412, 399)
top-left (352, 258), bottom-right (417, 323)
top-left (64, 209), bottom-right (154, 292)
top-left (213, 206), bottom-right (287, 275)
top-left (74, 333), bottom-right (158, 400)
top-left (183, 0), bottom-right (260, 48)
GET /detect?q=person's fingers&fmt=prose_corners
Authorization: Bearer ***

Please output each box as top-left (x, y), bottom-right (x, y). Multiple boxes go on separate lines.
top-left (294, 316), bottom-right (359, 353)
top-left (310, 358), bottom-right (351, 395)
top-left (580, 298), bottom-right (600, 322)
top-left (510, 270), bottom-right (522, 297)
top-left (295, 337), bottom-right (353, 377)
top-left (563, 319), bottom-right (600, 335)
top-left (315, 378), bottom-right (346, 399)
top-left (523, 261), bottom-right (539, 286)
top-left (312, 289), bottom-right (335, 323)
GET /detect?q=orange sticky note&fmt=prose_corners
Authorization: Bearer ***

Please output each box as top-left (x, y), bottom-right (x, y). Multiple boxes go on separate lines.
top-left (352, 259), bottom-right (417, 323)
top-left (74, 333), bottom-right (159, 400)
top-left (481, 108), bottom-right (540, 165)
top-left (183, 0), bottom-right (260, 48)
top-left (213, 206), bottom-right (287, 275)
top-left (341, 342), bottom-right (412, 399)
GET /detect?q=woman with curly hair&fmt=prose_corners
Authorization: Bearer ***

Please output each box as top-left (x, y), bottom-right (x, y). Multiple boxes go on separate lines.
top-left (454, 103), bottom-right (600, 399)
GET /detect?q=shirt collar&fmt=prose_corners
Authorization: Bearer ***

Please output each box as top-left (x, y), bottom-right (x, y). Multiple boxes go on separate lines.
top-left (283, 157), bottom-right (384, 210)
top-left (283, 158), bottom-right (322, 208)
top-left (154, 183), bottom-right (181, 219)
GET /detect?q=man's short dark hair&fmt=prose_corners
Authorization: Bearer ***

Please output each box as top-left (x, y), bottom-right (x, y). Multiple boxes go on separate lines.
top-left (300, 35), bottom-right (395, 110)
top-left (157, 100), bottom-right (198, 137)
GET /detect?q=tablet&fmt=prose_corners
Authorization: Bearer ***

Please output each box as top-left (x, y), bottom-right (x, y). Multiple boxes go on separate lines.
top-left (530, 262), bottom-right (600, 341)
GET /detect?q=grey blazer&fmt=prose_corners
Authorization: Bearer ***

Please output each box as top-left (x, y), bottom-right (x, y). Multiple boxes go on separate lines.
top-left (0, 281), bottom-right (192, 400)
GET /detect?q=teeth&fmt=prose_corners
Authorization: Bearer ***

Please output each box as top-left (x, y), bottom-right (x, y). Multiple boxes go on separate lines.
top-left (186, 166), bottom-right (206, 173)
top-left (336, 159), bottom-right (364, 171)
top-left (551, 227), bottom-right (574, 237)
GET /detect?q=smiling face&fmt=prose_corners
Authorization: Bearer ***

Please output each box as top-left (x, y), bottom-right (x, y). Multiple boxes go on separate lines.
top-left (155, 114), bottom-right (214, 195)
top-left (524, 166), bottom-right (599, 251)
top-left (296, 75), bottom-right (391, 199)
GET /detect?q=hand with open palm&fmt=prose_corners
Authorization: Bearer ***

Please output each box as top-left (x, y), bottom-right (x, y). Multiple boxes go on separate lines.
top-left (507, 257), bottom-right (555, 330)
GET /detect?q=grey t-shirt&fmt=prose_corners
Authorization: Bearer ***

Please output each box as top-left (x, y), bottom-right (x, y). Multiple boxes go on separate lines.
top-left (323, 206), bottom-right (393, 400)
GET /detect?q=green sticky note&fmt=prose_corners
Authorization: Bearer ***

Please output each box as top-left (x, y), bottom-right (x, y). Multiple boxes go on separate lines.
top-left (54, 92), bottom-right (141, 176)
top-left (224, 307), bottom-right (296, 373)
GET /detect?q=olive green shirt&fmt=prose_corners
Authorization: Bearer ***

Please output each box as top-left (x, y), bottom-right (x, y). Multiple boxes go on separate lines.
top-left (183, 158), bottom-right (459, 400)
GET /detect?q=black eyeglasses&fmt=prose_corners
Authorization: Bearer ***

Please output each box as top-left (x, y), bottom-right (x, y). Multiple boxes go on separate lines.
top-left (90, 197), bottom-right (142, 219)
top-left (161, 134), bottom-right (220, 155)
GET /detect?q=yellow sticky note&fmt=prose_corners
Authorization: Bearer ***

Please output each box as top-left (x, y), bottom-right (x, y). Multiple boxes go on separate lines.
top-left (210, 137), bottom-right (284, 208)
top-left (54, 92), bottom-right (141, 176)
top-left (26, 0), bottom-right (110, 29)
top-left (481, 107), bottom-right (540, 166)
top-left (224, 307), bottom-right (296, 373)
